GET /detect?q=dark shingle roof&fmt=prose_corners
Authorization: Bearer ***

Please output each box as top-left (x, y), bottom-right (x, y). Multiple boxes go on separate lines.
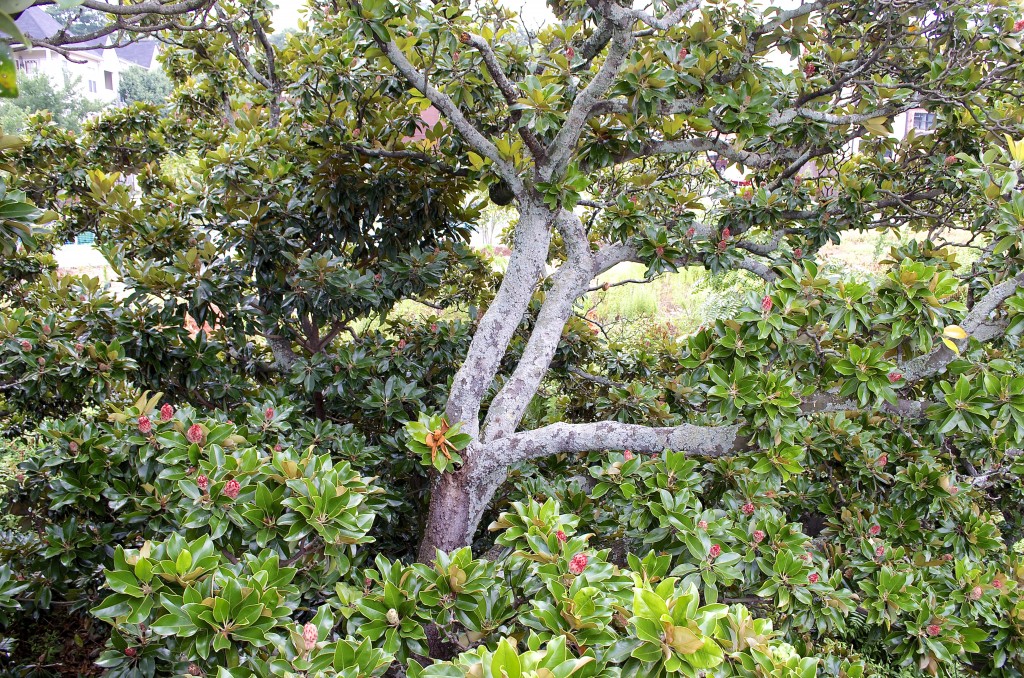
top-left (12, 6), bottom-right (63, 40)
top-left (9, 7), bottom-right (108, 51)
top-left (116, 40), bottom-right (159, 69)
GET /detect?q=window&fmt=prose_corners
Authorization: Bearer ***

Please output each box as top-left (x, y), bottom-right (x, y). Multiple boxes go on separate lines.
top-left (104, 71), bottom-right (113, 90)
top-left (912, 111), bottom-right (936, 131)
top-left (88, 80), bottom-right (97, 93)
top-left (15, 59), bottom-right (39, 73)
top-left (66, 232), bottom-right (96, 245)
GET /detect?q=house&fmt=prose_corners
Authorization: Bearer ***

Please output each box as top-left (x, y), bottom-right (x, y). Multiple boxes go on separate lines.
top-left (8, 7), bottom-right (162, 105)
top-left (10, 7), bottom-right (123, 103)
top-left (115, 40), bottom-right (161, 71)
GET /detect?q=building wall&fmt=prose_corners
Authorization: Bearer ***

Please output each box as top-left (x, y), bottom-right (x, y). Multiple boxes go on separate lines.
top-left (15, 46), bottom-right (119, 103)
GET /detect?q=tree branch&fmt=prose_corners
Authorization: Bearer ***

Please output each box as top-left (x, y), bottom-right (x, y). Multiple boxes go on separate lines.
top-left (502, 420), bottom-right (745, 462)
top-left (901, 271), bottom-right (1024, 380)
top-left (567, 365), bottom-right (626, 389)
top-left (460, 32), bottom-right (546, 161)
top-left (544, 25), bottom-right (634, 178)
top-left (483, 212), bottom-right (595, 440)
top-left (626, 0), bottom-right (701, 31)
top-left (735, 258), bottom-right (779, 282)
top-left (371, 28), bottom-right (524, 195)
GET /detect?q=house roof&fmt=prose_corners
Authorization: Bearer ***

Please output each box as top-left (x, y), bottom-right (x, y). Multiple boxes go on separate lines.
top-left (9, 7), bottom-right (108, 53)
top-left (116, 40), bottom-right (159, 69)
top-left (12, 6), bottom-right (62, 40)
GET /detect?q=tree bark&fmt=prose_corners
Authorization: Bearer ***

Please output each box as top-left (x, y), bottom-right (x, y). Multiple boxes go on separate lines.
top-left (417, 443), bottom-right (507, 560)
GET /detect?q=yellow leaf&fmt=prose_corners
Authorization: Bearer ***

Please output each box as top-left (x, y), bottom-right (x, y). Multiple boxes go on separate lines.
top-left (1006, 134), bottom-right (1024, 163)
top-left (941, 337), bottom-right (961, 355)
top-left (863, 117), bottom-right (891, 136)
top-left (667, 625), bottom-right (705, 654)
top-left (943, 325), bottom-right (968, 340)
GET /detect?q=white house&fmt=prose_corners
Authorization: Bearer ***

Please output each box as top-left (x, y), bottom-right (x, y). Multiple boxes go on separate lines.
top-left (9, 8), bottom-right (162, 105)
top-left (11, 7), bottom-right (122, 102)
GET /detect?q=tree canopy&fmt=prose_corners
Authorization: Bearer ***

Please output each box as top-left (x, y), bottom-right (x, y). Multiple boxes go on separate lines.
top-left (3, 0), bottom-right (1024, 676)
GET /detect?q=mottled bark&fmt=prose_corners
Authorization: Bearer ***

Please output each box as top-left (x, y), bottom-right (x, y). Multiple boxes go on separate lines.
top-left (444, 202), bottom-right (553, 437)
top-left (266, 335), bottom-right (298, 371)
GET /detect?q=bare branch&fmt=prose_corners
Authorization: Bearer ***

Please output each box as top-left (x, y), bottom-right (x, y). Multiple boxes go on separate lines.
top-left (626, 0), bottom-right (701, 31)
top-left (502, 420), bottom-right (745, 462)
top-left (566, 365), bottom-right (626, 389)
top-left (371, 30), bottom-right (524, 195)
top-left (461, 32), bottom-right (546, 161)
top-left (735, 258), bottom-right (779, 282)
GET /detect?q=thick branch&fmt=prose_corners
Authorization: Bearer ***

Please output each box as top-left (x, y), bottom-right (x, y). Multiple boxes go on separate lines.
top-left (502, 420), bottom-right (745, 462)
top-left (901, 271), bottom-right (1024, 380)
top-left (544, 25), bottom-right (634, 178)
top-left (444, 202), bottom-right (554, 437)
top-left (735, 258), bottom-right (779, 282)
top-left (373, 32), bottom-right (524, 195)
top-left (483, 212), bottom-right (594, 440)
top-left (265, 334), bottom-right (299, 371)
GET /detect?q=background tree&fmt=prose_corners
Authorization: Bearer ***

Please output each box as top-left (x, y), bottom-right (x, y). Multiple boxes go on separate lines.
top-left (0, 72), bottom-right (105, 133)
top-left (117, 65), bottom-right (172, 104)
top-left (337, 0), bottom-right (1024, 559)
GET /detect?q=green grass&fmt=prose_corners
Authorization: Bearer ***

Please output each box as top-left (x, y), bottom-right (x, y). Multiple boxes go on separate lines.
top-left (583, 263), bottom-right (760, 337)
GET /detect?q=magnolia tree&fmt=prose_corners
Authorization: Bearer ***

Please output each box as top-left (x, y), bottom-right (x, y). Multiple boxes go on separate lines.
top-left (5, 0), bottom-right (1024, 675)
top-left (332, 0), bottom-right (1024, 556)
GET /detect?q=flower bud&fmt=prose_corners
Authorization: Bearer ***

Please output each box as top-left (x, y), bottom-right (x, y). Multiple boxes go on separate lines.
top-left (223, 479), bottom-right (241, 500)
top-left (569, 553), bottom-right (589, 575)
top-left (302, 622), bottom-right (318, 648)
top-left (186, 424), bottom-right (204, 444)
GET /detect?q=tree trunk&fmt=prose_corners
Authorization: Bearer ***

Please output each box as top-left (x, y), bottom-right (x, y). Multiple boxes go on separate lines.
top-left (417, 444), bottom-right (506, 561)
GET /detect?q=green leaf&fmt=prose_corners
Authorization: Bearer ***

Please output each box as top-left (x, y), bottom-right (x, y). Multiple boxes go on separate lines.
top-left (491, 638), bottom-right (521, 678)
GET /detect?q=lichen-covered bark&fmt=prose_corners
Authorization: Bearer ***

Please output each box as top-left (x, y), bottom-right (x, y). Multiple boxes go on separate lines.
top-left (444, 202), bottom-right (553, 437)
